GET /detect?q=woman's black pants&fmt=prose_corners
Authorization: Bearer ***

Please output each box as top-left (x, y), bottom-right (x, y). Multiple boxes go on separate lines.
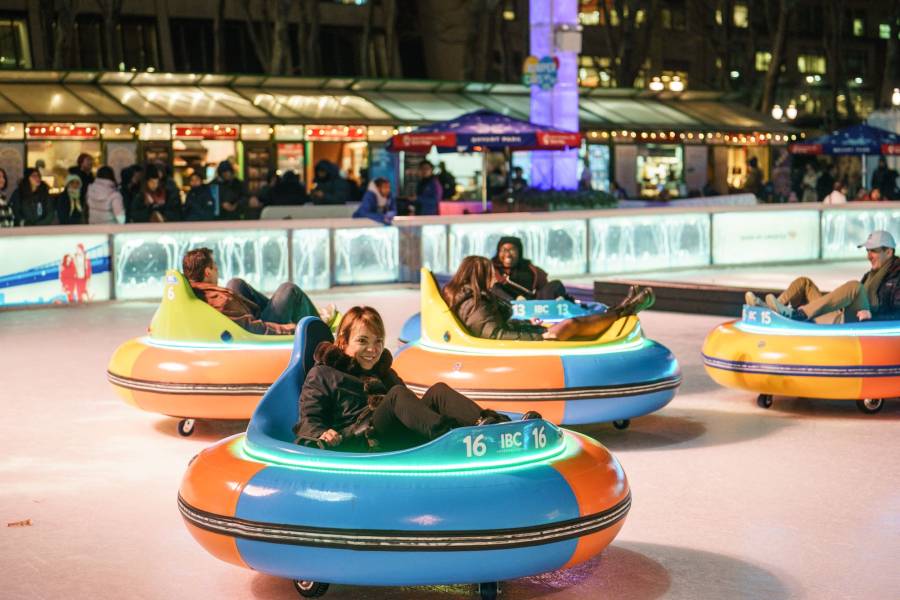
top-left (371, 383), bottom-right (482, 449)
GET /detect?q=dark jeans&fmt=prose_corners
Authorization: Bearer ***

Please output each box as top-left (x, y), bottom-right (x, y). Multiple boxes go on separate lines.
top-left (226, 278), bottom-right (318, 325)
top-left (371, 383), bottom-right (483, 450)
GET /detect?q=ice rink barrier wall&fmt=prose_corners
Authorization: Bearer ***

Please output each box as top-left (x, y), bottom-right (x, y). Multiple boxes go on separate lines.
top-left (1, 201), bottom-right (898, 308)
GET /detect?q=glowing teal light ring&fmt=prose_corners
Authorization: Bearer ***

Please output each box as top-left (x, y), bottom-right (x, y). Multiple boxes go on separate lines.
top-left (415, 335), bottom-right (648, 357)
top-left (239, 434), bottom-right (572, 475)
top-left (734, 322), bottom-right (900, 337)
top-left (143, 336), bottom-right (294, 351)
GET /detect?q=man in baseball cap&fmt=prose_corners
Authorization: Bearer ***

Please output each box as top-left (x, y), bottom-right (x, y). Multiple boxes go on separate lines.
top-left (744, 229), bottom-right (900, 323)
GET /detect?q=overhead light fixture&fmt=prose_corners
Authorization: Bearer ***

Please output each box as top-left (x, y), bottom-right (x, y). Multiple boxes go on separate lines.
top-left (771, 104), bottom-right (783, 120)
top-left (730, 70), bottom-right (740, 79)
top-left (893, 88), bottom-right (900, 107)
top-left (649, 77), bottom-right (664, 91)
top-left (668, 76), bottom-right (684, 92)
top-left (785, 104), bottom-right (798, 120)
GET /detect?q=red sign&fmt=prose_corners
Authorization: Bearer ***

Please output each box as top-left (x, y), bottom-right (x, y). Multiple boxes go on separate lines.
top-left (391, 132), bottom-right (457, 150)
top-left (26, 123), bottom-right (99, 139)
top-left (536, 131), bottom-right (582, 149)
top-left (788, 143), bottom-right (822, 155)
top-left (172, 125), bottom-right (238, 140)
top-left (882, 144), bottom-right (900, 155)
top-left (305, 125), bottom-right (367, 141)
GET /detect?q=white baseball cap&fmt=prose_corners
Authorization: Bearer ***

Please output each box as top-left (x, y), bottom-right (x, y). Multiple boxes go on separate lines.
top-left (858, 230), bottom-right (896, 250)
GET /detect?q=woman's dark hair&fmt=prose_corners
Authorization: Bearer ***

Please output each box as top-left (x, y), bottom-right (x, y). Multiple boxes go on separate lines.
top-left (182, 247), bottom-right (214, 282)
top-left (0, 167), bottom-right (7, 191)
top-left (142, 164), bottom-right (161, 192)
top-left (373, 177), bottom-right (388, 187)
top-left (335, 306), bottom-right (386, 350)
top-left (96, 166), bottom-right (116, 183)
top-left (442, 256), bottom-right (494, 309)
top-left (76, 153), bottom-right (92, 169)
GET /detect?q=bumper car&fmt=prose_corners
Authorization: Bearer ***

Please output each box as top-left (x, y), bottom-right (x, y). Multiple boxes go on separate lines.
top-left (393, 270), bottom-right (681, 428)
top-left (702, 305), bottom-right (900, 414)
top-left (178, 317), bottom-right (631, 599)
top-left (399, 298), bottom-right (607, 344)
top-left (107, 270), bottom-right (293, 436)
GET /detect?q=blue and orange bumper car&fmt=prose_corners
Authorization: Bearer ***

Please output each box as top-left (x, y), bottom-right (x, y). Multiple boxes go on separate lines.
top-left (393, 271), bottom-right (681, 429)
top-left (107, 270), bottom-right (293, 435)
top-left (178, 317), bottom-right (631, 599)
top-left (703, 305), bottom-right (900, 413)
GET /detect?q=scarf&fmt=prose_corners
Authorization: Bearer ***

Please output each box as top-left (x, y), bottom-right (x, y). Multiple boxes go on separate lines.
top-left (863, 256), bottom-right (897, 309)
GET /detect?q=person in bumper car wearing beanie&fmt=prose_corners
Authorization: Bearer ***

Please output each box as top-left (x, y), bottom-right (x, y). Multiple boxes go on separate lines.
top-left (491, 235), bottom-right (569, 301)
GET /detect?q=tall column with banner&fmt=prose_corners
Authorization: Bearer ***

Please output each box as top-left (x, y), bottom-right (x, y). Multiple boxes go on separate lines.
top-left (527, 0), bottom-right (580, 190)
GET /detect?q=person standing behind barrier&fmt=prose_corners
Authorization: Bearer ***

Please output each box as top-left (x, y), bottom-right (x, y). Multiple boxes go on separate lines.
top-left (183, 171), bottom-right (217, 221)
top-left (415, 160), bottom-right (442, 215)
top-left (87, 166), bottom-right (125, 225)
top-left (746, 230), bottom-right (900, 323)
top-left (800, 163), bottom-right (819, 203)
top-left (353, 177), bottom-right (396, 224)
top-left (119, 164), bottom-right (143, 222)
top-left (10, 168), bottom-right (53, 226)
top-left (0, 168), bottom-right (12, 228)
top-left (212, 160), bottom-right (248, 220)
top-left (55, 174), bottom-right (85, 225)
top-left (68, 153), bottom-right (95, 206)
top-left (130, 166), bottom-right (171, 223)
top-left (267, 170), bottom-right (308, 206)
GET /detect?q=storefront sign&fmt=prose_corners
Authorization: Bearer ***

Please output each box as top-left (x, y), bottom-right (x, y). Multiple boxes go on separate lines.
top-left (305, 125), bottom-right (366, 142)
top-left (391, 132), bottom-right (456, 150)
top-left (0, 234), bottom-right (110, 307)
top-left (523, 55), bottom-right (559, 90)
top-left (26, 123), bottom-right (99, 139)
top-left (172, 124), bottom-right (239, 140)
top-left (536, 131), bottom-right (582, 148)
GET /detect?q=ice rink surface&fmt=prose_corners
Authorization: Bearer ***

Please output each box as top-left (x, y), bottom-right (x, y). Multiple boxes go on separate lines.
top-left (2, 263), bottom-right (899, 600)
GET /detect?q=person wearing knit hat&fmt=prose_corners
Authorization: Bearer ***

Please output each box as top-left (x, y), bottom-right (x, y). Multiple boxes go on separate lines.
top-left (746, 230), bottom-right (900, 323)
top-left (56, 173), bottom-right (85, 224)
top-left (490, 235), bottom-right (569, 301)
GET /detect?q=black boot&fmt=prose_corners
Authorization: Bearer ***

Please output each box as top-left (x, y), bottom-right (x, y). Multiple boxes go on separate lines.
top-left (619, 287), bottom-right (655, 317)
top-left (477, 409), bottom-right (512, 426)
top-left (611, 285), bottom-right (639, 311)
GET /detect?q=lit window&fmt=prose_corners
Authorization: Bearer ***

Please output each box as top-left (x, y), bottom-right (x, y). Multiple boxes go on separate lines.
top-left (635, 9), bottom-right (645, 25)
top-left (853, 18), bottom-right (864, 36)
top-left (579, 11), bottom-right (600, 26)
top-left (503, 9), bottom-right (515, 21)
top-left (715, 9), bottom-right (723, 25)
top-left (797, 54), bottom-right (826, 74)
top-left (755, 51), bottom-right (772, 72)
top-left (733, 3), bottom-right (749, 28)
top-left (0, 18), bottom-right (32, 69)
top-left (879, 23), bottom-right (891, 39)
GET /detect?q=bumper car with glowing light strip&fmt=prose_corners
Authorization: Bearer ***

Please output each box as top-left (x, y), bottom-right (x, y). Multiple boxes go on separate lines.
top-left (399, 298), bottom-right (608, 344)
top-left (703, 305), bottom-right (900, 414)
top-left (107, 270), bottom-right (293, 436)
top-left (392, 270), bottom-right (681, 429)
top-left (178, 317), bottom-right (631, 599)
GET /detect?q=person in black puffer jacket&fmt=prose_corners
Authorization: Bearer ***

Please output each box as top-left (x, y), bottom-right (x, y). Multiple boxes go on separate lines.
top-left (444, 256), bottom-right (654, 341)
top-left (293, 306), bottom-right (512, 452)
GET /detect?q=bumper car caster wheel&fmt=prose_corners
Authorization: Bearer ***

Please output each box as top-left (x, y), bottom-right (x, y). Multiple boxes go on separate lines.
top-left (856, 398), bottom-right (884, 414)
top-left (756, 394), bottom-right (773, 409)
top-left (177, 418), bottom-right (196, 437)
top-left (478, 582), bottom-right (499, 600)
top-left (612, 419), bottom-right (630, 430)
top-left (293, 580), bottom-right (329, 598)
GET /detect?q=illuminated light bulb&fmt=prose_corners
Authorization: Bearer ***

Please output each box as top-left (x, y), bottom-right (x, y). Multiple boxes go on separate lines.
top-left (640, 132), bottom-right (648, 139)
top-left (892, 88), bottom-right (900, 106)
top-left (649, 77), bottom-right (664, 92)
top-left (129, 127), bottom-right (136, 133)
top-left (785, 104), bottom-right (798, 120)
top-left (630, 131), bottom-right (636, 137)
top-left (650, 132), bottom-right (657, 139)
top-left (699, 133), bottom-right (705, 140)
top-left (668, 76), bottom-right (684, 92)
top-left (185, 129), bottom-right (192, 136)
top-left (115, 128), bottom-right (121, 134)
top-left (687, 133), bottom-right (694, 139)
top-left (771, 104), bottom-right (783, 120)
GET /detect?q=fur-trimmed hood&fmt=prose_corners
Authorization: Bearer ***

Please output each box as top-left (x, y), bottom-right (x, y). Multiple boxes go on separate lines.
top-left (313, 341), bottom-right (395, 387)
